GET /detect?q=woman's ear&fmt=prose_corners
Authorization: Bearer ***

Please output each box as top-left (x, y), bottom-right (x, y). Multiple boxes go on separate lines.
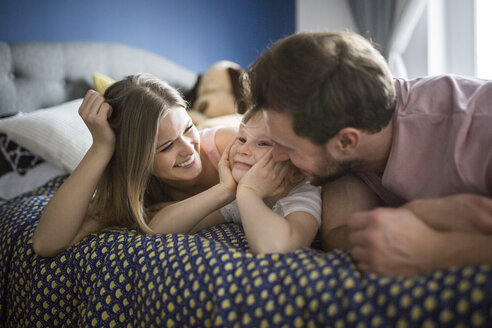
top-left (335, 128), bottom-right (360, 154)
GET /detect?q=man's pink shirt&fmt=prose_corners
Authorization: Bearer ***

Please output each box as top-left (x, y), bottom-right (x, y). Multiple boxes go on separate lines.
top-left (358, 75), bottom-right (492, 205)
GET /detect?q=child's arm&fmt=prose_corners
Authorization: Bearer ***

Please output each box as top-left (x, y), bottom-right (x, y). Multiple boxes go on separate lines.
top-left (32, 90), bottom-right (114, 257)
top-left (237, 190), bottom-right (319, 254)
top-left (236, 152), bottom-right (319, 254)
top-left (148, 143), bottom-right (236, 234)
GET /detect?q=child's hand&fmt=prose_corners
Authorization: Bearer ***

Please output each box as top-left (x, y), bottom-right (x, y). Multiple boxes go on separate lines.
top-left (218, 142), bottom-right (237, 196)
top-left (79, 90), bottom-right (115, 152)
top-left (238, 150), bottom-right (290, 198)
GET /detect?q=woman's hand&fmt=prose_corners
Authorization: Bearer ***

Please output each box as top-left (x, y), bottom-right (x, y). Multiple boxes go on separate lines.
top-left (237, 150), bottom-right (290, 199)
top-left (79, 90), bottom-right (115, 153)
top-left (217, 142), bottom-right (237, 196)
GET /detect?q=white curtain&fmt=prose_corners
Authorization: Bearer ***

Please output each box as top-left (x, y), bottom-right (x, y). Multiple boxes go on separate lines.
top-left (348, 0), bottom-right (428, 78)
top-left (386, 0), bottom-right (428, 78)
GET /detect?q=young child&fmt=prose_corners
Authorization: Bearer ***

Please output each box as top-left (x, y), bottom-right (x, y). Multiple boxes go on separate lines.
top-left (151, 109), bottom-right (321, 254)
top-left (222, 109), bottom-right (321, 254)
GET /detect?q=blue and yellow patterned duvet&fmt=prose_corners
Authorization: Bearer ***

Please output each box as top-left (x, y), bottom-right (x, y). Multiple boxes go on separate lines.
top-left (0, 176), bottom-right (491, 327)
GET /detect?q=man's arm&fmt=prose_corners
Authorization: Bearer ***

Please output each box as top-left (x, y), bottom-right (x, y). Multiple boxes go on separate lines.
top-left (321, 174), bottom-right (380, 251)
top-left (403, 194), bottom-right (492, 233)
top-left (348, 207), bottom-right (492, 277)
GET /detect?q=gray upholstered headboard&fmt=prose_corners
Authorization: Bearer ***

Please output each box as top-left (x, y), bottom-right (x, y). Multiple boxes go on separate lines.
top-left (0, 41), bottom-right (197, 115)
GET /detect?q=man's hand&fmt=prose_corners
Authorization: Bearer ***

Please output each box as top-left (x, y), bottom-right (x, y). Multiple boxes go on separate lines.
top-left (347, 207), bottom-right (443, 277)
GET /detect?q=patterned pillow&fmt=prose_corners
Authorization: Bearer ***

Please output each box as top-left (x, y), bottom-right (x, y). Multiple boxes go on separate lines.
top-left (0, 132), bottom-right (44, 176)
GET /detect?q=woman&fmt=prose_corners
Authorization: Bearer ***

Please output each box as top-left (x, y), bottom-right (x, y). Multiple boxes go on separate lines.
top-left (32, 73), bottom-right (237, 257)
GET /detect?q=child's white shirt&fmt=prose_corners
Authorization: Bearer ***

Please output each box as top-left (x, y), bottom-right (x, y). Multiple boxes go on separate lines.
top-left (220, 179), bottom-right (321, 226)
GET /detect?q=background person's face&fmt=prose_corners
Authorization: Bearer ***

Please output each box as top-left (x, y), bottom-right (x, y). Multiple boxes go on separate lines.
top-left (229, 114), bottom-right (273, 182)
top-left (153, 107), bottom-right (202, 183)
top-left (264, 110), bottom-right (357, 186)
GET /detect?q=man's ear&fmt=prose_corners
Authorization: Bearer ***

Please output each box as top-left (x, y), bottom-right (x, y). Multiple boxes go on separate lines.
top-left (334, 128), bottom-right (360, 154)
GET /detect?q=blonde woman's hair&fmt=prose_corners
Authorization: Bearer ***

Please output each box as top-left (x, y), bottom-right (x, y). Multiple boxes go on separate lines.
top-left (89, 73), bottom-right (187, 233)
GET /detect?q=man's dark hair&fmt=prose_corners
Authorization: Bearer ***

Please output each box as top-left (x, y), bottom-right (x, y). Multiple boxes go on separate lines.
top-left (242, 31), bottom-right (396, 144)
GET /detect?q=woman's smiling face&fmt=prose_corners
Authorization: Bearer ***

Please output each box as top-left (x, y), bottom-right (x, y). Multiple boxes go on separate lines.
top-left (152, 107), bottom-right (202, 182)
top-left (230, 113), bottom-right (273, 182)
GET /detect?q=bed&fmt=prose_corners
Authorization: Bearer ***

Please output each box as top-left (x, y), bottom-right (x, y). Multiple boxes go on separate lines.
top-left (0, 41), bottom-right (491, 327)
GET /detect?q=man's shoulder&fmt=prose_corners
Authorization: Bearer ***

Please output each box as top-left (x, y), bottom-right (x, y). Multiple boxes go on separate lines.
top-left (395, 74), bottom-right (492, 118)
top-left (396, 74), bottom-right (492, 96)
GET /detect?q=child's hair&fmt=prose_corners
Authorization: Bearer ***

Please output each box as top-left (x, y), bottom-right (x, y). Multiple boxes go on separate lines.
top-left (240, 108), bottom-right (304, 186)
top-left (88, 73), bottom-right (187, 233)
top-left (240, 105), bottom-right (262, 125)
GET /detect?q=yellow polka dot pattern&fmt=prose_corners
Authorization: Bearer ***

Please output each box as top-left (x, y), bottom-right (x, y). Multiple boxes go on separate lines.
top-left (1, 176), bottom-right (492, 327)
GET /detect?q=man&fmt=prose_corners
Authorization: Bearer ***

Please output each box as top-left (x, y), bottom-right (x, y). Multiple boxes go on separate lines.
top-left (242, 31), bottom-right (492, 277)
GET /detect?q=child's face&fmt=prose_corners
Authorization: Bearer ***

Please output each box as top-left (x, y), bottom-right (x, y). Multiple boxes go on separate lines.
top-left (152, 107), bottom-right (202, 182)
top-left (230, 114), bottom-right (273, 182)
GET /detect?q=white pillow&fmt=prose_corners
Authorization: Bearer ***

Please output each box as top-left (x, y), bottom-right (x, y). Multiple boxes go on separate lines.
top-left (0, 161), bottom-right (66, 202)
top-left (0, 99), bottom-right (91, 173)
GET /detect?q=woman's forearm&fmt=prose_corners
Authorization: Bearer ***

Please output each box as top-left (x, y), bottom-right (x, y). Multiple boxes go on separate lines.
top-left (32, 145), bottom-right (112, 257)
top-left (149, 184), bottom-right (234, 234)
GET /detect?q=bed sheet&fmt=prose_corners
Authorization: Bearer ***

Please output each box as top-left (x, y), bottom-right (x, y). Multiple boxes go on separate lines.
top-left (0, 176), bottom-right (491, 327)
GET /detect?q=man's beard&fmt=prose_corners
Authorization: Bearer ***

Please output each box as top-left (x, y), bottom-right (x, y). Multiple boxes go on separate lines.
top-left (308, 159), bottom-right (363, 186)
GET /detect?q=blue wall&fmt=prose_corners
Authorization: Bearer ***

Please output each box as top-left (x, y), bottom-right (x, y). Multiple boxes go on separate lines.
top-left (0, 0), bottom-right (295, 73)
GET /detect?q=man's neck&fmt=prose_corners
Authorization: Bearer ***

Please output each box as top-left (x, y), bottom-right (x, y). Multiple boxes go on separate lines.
top-left (358, 118), bottom-right (394, 174)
